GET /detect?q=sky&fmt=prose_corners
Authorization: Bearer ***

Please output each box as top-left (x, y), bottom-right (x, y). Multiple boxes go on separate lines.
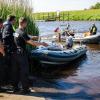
top-left (33, 0), bottom-right (99, 12)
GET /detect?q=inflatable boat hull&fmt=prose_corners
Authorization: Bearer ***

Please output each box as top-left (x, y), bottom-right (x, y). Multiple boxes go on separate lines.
top-left (31, 46), bottom-right (87, 65)
top-left (73, 35), bottom-right (100, 44)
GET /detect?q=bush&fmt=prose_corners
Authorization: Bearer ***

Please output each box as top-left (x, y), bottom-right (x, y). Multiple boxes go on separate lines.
top-left (0, 0), bottom-right (39, 36)
top-left (90, 2), bottom-right (100, 9)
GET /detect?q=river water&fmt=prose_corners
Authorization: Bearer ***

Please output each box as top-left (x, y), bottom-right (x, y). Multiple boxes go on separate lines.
top-left (31, 21), bottom-right (100, 100)
top-left (36, 21), bottom-right (100, 36)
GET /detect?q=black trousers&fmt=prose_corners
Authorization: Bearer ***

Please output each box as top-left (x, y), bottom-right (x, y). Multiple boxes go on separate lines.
top-left (92, 32), bottom-right (96, 35)
top-left (90, 32), bottom-right (96, 35)
top-left (0, 53), bottom-right (7, 85)
top-left (11, 51), bottom-right (30, 90)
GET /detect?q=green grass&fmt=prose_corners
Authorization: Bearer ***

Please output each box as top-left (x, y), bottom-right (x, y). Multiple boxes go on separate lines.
top-left (34, 9), bottom-right (100, 21)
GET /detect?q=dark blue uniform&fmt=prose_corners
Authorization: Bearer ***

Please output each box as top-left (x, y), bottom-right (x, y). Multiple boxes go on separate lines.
top-left (0, 29), bottom-right (7, 86)
top-left (2, 21), bottom-right (17, 84)
top-left (3, 21), bottom-right (16, 53)
top-left (12, 28), bottom-right (30, 90)
top-left (0, 29), bottom-right (2, 42)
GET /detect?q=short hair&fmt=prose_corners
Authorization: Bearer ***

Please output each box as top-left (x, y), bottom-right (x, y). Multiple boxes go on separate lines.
top-left (19, 17), bottom-right (27, 24)
top-left (0, 18), bottom-right (3, 24)
top-left (7, 15), bottom-right (16, 21)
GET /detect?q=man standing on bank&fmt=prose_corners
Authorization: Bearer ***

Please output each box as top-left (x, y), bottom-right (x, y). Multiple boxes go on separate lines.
top-left (2, 15), bottom-right (17, 84)
top-left (13, 17), bottom-right (48, 94)
top-left (0, 18), bottom-right (7, 92)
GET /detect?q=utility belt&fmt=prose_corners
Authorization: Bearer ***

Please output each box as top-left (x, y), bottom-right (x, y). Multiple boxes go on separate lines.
top-left (4, 45), bottom-right (26, 56)
top-left (17, 47), bottom-right (24, 54)
top-left (4, 45), bottom-right (16, 55)
top-left (17, 47), bottom-right (28, 55)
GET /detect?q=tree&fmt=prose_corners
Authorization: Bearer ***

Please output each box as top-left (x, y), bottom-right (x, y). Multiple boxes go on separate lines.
top-left (90, 2), bottom-right (100, 9)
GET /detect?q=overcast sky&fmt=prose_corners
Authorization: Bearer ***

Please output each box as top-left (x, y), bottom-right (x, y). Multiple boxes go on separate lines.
top-left (33, 0), bottom-right (99, 12)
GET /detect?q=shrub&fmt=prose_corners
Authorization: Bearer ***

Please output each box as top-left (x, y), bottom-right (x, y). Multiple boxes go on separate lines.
top-left (0, 0), bottom-right (39, 36)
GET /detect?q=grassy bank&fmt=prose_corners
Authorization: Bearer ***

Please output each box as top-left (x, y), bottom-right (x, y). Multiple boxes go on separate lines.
top-left (34, 9), bottom-right (100, 21)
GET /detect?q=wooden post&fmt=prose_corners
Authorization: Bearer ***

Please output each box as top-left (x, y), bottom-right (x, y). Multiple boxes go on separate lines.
top-left (43, 13), bottom-right (45, 20)
top-left (56, 10), bottom-right (60, 21)
top-left (48, 13), bottom-right (50, 20)
top-left (68, 12), bottom-right (69, 21)
top-left (59, 13), bottom-right (60, 21)
top-left (63, 12), bottom-right (64, 21)
top-left (52, 13), bottom-right (54, 20)
top-left (37, 13), bottom-right (40, 20)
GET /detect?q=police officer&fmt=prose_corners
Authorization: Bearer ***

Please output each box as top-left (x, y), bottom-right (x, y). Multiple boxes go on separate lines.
top-left (0, 18), bottom-right (3, 42)
top-left (90, 24), bottom-right (97, 35)
top-left (0, 18), bottom-right (3, 41)
top-left (2, 15), bottom-right (17, 84)
top-left (13, 17), bottom-right (48, 94)
top-left (0, 18), bottom-right (7, 92)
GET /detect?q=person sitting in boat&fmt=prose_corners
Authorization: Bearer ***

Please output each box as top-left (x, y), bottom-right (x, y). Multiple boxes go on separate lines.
top-left (62, 24), bottom-right (70, 36)
top-left (66, 24), bottom-right (70, 30)
top-left (54, 27), bottom-right (61, 42)
top-left (63, 25), bottom-right (75, 37)
top-left (90, 24), bottom-right (97, 35)
top-left (65, 33), bottom-right (73, 49)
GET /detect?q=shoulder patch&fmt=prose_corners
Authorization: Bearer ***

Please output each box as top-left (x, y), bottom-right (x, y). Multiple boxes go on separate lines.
top-left (13, 33), bottom-right (19, 37)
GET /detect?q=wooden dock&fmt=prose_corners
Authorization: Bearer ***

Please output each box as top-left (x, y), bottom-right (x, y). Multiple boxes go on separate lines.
top-left (34, 12), bottom-right (70, 21)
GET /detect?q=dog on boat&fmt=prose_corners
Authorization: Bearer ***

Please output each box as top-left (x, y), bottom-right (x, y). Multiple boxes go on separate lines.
top-left (84, 32), bottom-right (91, 37)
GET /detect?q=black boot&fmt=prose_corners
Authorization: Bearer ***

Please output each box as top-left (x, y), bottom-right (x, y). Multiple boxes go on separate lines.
top-left (20, 89), bottom-right (31, 95)
top-left (13, 86), bottom-right (20, 93)
top-left (0, 87), bottom-right (7, 92)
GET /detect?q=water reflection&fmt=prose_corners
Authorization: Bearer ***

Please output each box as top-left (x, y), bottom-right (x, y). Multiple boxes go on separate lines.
top-left (31, 55), bottom-right (87, 80)
top-left (31, 44), bottom-right (100, 80)
top-left (30, 44), bottom-right (100, 100)
top-left (87, 44), bottom-right (100, 50)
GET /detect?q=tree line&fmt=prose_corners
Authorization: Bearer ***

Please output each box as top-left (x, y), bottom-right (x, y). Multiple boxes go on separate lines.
top-left (90, 2), bottom-right (100, 9)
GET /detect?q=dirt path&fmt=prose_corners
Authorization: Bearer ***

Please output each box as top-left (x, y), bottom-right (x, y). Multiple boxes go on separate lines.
top-left (0, 93), bottom-right (45, 100)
